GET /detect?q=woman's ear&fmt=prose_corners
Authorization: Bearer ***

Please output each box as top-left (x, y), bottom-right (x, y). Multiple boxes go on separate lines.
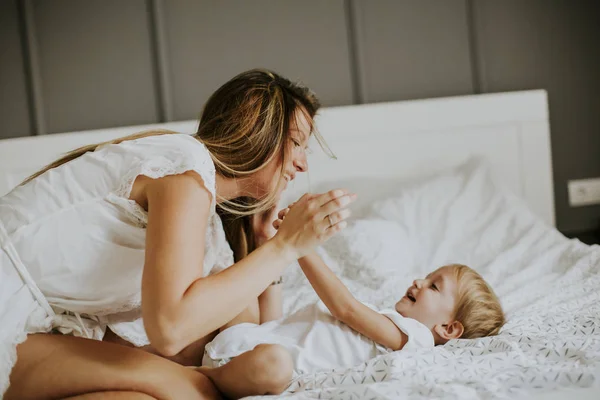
top-left (434, 321), bottom-right (464, 342)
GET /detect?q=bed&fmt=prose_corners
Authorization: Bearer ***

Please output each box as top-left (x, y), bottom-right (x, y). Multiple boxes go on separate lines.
top-left (1, 90), bottom-right (599, 399)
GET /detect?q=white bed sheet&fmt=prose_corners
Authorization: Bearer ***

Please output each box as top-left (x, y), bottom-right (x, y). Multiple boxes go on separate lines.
top-left (260, 158), bottom-right (600, 399)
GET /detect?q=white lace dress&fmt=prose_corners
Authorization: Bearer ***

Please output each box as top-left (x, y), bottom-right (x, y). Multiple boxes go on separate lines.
top-left (0, 134), bottom-right (234, 395)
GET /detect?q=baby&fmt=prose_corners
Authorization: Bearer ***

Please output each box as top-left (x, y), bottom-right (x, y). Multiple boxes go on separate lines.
top-left (198, 218), bottom-right (505, 399)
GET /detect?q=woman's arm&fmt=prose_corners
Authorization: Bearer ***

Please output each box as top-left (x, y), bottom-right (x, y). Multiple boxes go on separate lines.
top-left (298, 252), bottom-right (407, 351)
top-left (141, 172), bottom-right (295, 356)
top-left (140, 172), bottom-right (353, 356)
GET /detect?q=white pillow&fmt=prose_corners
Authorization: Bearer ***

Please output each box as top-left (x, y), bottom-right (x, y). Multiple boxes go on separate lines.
top-left (326, 218), bottom-right (413, 276)
top-left (363, 158), bottom-right (529, 268)
top-left (323, 158), bottom-right (510, 271)
top-left (284, 157), bottom-right (578, 316)
top-left (361, 157), bottom-right (573, 290)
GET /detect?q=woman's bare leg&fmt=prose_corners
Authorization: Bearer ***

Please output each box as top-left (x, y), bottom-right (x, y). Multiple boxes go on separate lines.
top-left (100, 299), bottom-right (258, 369)
top-left (63, 392), bottom-right (156, 399)
top-left (198, 344), bottom-right (293, 399)
top-left (103, 328), bottom-right (217, 367)
top-left (5, 333), bottom-right (221, 400)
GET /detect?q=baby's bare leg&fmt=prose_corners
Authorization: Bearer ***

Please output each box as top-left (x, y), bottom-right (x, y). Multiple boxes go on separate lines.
top-left (198, 344), bottom-right (293, 399)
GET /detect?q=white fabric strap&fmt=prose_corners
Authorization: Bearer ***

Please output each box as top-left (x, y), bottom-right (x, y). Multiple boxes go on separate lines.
top-left (0, 221), bottom-right (55, 318)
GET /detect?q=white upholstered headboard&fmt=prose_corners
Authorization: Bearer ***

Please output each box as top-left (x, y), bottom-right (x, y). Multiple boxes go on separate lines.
top-left (0, 90), bottom-right (555, 226)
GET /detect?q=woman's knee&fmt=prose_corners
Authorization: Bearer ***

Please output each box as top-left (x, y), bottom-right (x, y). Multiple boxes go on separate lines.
top-left (179, 369), bottom-right (222, 400)
top-left (252, 344), bottom-right (293, 394)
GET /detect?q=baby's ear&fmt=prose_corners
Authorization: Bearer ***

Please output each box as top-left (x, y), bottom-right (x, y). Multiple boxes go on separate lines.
top-left (434, 320), bottom-right (464, 342)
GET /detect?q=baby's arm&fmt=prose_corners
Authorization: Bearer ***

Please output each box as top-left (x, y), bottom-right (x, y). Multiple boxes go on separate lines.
top-left (298, 252), bottom-right (407, 351)
top-left (258, 282), bottom-right (282, 323)
top-left (254, 205), bottom-right (284, 323)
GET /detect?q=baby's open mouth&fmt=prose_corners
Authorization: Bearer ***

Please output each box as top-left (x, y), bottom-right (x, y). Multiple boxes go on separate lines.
top-left (406, 290), bottom-right (416, 302)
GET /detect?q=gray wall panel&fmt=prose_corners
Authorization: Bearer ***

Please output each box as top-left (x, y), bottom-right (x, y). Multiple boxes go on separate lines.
top-left (1, 1), bottom-right (599, 234)
top-left (0, 0), bottom-right (32, 138)
top-left (32, 0), bottom-right (159, 133)
top-left (163, 0), bottom-right (354, 121)
top-left (473, 0), bottom-right (600, 233)
top-left (356, 0), bottom-right (474, 103)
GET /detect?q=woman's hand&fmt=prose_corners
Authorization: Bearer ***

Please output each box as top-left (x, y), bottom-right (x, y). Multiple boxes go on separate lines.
top-left (272, 189), bottom-right (356, 259)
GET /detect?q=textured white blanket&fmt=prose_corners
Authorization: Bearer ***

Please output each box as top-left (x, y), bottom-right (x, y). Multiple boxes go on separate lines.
top-left (264, 159), bottom-right (600, 399)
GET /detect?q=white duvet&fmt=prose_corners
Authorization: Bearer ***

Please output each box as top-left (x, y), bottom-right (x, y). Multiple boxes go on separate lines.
top-left (257, 159), bottom-right (600, 399)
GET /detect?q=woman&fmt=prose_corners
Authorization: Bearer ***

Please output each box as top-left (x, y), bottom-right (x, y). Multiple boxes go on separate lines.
top-left (1, 69), bottom-right (355, 399)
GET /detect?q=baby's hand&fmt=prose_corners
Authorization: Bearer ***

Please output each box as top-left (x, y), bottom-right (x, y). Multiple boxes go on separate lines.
top-left (253, 204), bottom-right (279, 247)
top-left (272, 205), bottom-right (292, 231)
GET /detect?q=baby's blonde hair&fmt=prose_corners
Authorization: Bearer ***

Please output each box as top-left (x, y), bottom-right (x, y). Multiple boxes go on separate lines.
top-left (448, 264), bottom-right (505, 339)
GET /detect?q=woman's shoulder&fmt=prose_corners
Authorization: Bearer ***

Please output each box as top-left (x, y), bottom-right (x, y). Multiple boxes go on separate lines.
top-left (108, 133), bottom-right (217, 202)
top-left (123, 133), bottom-right (214, 177)
top-left (124, 133), bottom-right (211, 160)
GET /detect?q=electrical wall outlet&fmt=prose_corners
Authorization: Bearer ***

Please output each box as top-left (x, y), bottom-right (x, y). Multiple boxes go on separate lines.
top-left (568, 177), bottom-right (600, 207)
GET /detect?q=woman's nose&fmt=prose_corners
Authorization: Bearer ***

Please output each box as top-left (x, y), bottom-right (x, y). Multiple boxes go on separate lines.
top-left (294, 153), bottom-right (308, 173)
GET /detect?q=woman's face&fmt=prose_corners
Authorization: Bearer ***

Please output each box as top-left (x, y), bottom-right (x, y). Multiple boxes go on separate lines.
top-left (249, 109), bottom-right (311, 199)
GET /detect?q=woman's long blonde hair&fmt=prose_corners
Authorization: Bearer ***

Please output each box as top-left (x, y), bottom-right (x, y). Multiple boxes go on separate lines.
top-left (23, 68), bottom-right (328, 261)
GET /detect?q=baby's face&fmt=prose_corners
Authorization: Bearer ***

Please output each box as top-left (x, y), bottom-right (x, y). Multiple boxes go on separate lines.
top-left (395, 266), bottom-right (459, 330)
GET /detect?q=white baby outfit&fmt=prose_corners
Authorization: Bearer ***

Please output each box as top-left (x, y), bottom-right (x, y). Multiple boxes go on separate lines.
top-left (0, 134), bottom-right (235, 395)
top-left (203, 300), bottom-right (434, 376)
